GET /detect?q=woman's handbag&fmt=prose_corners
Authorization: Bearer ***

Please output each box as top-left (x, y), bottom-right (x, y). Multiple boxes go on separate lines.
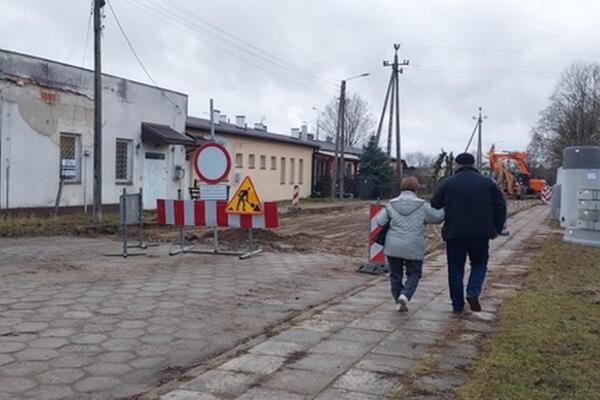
top-left (374, 222), bottom-right (389, 246)
top-left (374, 206), bottom-right (390, 246)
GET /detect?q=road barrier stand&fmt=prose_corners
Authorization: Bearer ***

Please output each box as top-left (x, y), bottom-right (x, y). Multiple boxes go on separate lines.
top-left (358, 202), bottom-right (389, 275)
top-left (106, 188), bottom-right (156, 258)
top-left (156, 197), bottom-right (279, 259)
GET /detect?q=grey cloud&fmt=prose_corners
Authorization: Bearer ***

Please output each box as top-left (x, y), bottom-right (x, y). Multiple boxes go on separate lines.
top-left (1, 0), bottom-right (598, 156)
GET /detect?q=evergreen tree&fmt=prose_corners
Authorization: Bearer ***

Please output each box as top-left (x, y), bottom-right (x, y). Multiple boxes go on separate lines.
top-left (359, 136), bottom-right (395, 198)
top-left (432, 149), bottom-right (455, 183)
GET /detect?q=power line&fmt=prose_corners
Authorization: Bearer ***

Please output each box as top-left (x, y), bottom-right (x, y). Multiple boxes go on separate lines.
top-left (397, 47), bottom-right (473, 112)
top-left (71, 0), bottom-right (94, 124)
top-left (411, 64), bottom-right (560, 78)
top-left (117, 0), bottom-right (337, 98)
top-left (402, 42), bottom-right (600, 59)
top-left (120, 0), bottom-right (338, 89)
top-left (107, 0), bottom-right (185, 112)
top-left (162, 0), bottom-right (339, 86)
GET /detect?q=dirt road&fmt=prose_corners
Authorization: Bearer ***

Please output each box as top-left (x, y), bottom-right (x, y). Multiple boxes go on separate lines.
top-left (169, 199), bottom-right (538, 257)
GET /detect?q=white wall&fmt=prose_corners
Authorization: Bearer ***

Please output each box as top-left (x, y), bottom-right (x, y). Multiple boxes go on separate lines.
top-left (0, 50), bottom-right (188, 210)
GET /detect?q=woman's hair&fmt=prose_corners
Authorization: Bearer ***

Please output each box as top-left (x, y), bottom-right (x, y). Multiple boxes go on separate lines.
top-left (400, 176), bottom-right (419, 192)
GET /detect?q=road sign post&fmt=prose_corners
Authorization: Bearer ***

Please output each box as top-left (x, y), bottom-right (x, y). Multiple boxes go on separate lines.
top-left (170, 143), bottom-right (242, 257)
top-left (226, 176), bottom-right (265, 259)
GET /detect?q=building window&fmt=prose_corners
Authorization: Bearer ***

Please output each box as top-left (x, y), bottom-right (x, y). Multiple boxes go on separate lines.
top-left (290, 158), bottom-right (295, 184)
top-left (115, 139), bottom-right (133, 183)
top-left (59, 133), bottom-right (81, 183)
top-left (280, 157), bottom-right (286, 184)
top-left (260, 155), bottom-right (266, 170)
top-left (236, 153), bottom-right (243, 168)
top-left (248, 154), bottom-right (255, 169)
top-left (271, 156), bottom-right (277, 170)
top-left (299, 159), bottom-right (304, 184)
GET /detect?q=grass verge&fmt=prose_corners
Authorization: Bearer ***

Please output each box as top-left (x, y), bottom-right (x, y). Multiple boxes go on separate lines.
top-left (456, 233), bottom-right (600, 400)
top-left (0, 211), bottom-right (157, 237)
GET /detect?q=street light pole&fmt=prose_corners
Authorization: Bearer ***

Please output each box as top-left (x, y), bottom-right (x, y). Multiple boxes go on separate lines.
top-left (334, 72), bottom-right (370, 199)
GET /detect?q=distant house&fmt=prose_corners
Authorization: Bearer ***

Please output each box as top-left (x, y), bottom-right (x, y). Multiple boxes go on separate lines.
top-left (186, 115), bottom-right (319, 202)
top-left (308, 137), bottom-right (363, 197)
top-left (0, 49), bottom-right (191, 213)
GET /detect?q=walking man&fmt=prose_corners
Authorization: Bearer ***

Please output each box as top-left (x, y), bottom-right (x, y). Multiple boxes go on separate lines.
top-left (431, 153), bottom-right (507, 313)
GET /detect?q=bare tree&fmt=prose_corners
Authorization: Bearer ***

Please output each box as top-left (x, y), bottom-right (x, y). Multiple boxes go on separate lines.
top-left (319, 93), bottom-right (375, 147)
top-left (529, 62), bottom-right (600, 169)
top-left (404, 151), bottom-right (435, 168)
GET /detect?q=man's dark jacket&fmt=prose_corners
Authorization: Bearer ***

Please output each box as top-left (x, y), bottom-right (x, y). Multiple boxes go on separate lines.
top-left (431, 166), bottom-right (507, 240)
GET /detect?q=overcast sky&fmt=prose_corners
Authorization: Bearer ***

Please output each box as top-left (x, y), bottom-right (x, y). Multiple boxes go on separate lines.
top-left (1, 0), bottom-right (599, 156)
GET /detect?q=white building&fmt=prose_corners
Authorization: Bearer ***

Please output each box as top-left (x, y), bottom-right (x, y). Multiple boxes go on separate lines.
top-left (0, 49), bottom-right (193, 212)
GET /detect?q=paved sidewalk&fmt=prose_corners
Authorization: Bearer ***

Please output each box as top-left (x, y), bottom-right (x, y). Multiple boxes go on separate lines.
top-left (158, 206), bottom-right (550, 400)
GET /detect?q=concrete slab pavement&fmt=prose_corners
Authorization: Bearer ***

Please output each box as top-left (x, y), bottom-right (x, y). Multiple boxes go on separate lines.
top-left (157, 206), bottom-right (550, 400)
top-left (0, 240), bottom-right (372, 400)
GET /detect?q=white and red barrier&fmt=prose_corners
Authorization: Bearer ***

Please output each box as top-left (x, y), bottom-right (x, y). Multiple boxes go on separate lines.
top-left (156, 199), bottom-right (279, 229)
top-left (368, 203), bottom-right (386, 264)
top-left (292, 185), bottom-right (300, 208)
top-left (541, 186), bottom-right (552, 205)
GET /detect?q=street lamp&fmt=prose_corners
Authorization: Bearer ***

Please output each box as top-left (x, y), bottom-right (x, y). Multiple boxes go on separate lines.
top-left (332, 72), bottom-right (370, 199)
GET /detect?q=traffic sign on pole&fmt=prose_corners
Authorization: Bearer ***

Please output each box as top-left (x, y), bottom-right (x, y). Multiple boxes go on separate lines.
top-left (193, 143), bottom-right (232, 184)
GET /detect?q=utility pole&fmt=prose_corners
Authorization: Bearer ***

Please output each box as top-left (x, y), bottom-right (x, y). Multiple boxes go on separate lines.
top-left (394, 48), bottom-right (402, 180)
top-left (93, 0), bottom-right (106, 221)
top-left (376, 44), bottom-right (409, 182)
top-left (338, 80), bottom-right (346, 199)
top-left (472, 107), bottom-right (487, 169)
top-left (331, 73), bottom-right (369, 199)
top-left (332, 83), bottom-right (344, 199)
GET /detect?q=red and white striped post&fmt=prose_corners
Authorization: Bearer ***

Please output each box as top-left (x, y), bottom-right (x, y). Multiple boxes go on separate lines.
top-left (290, 185), bottom-right (300, 210)
top-left (358, 203), bottom-right (388, 274)
top-left (368, 203), bottom-right (385, 264)
top-left (541, 185), bottom-right (552, 205)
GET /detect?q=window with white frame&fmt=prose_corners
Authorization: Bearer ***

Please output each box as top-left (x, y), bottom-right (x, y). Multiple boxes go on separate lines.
top-left (248, 154), bottom-right (256, 169)
top-left (299, 158), bottom-right (304, 184)
top-left (115, 138), bottom-right (133, 183)
top-left (59, 133), bottom-right (81, 182)
top-left (236, 153), bottom-right (243, 168)
top-left (290, 158), bottom-right (295, 184)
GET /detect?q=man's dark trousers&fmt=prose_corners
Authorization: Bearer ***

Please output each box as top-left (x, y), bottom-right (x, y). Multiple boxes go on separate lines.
top-left (446, 238), bottom-right (489, 311)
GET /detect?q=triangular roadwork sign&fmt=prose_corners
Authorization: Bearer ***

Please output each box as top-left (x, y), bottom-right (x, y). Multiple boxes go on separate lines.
top-left (226, 176), bottom-right (263, 215)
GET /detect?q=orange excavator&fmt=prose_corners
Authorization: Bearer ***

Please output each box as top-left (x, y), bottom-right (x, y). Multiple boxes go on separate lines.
top-left (488, 147), bottom-right (546, 198)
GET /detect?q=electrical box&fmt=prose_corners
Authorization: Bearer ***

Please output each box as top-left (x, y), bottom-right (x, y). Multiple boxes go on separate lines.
top-left (561, 146), bottom-right (600, 247)
top-left (173, 165), bottom-right (185, 181)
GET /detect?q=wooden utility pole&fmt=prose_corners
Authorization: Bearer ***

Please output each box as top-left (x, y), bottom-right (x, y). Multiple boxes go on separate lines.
top-left (376, 44), bottom-right (409, 180)
top-left (93, 0), bottom-right (106, 221)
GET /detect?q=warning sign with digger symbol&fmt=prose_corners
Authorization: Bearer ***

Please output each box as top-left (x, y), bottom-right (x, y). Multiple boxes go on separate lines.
top-left (227, 176), bottom-right (263, 215)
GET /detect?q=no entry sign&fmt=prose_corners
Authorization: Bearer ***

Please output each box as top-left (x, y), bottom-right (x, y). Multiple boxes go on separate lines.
top-left (193, 143), bottom-right (232, 184)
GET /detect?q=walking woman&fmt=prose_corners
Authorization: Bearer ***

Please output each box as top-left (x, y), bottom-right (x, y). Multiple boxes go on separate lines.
top-left (376, 177), bottom-right (444, 311)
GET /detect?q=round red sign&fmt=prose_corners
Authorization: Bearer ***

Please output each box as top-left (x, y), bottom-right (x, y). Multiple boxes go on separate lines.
top-left (193, 142), bottom-right (232, 184)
